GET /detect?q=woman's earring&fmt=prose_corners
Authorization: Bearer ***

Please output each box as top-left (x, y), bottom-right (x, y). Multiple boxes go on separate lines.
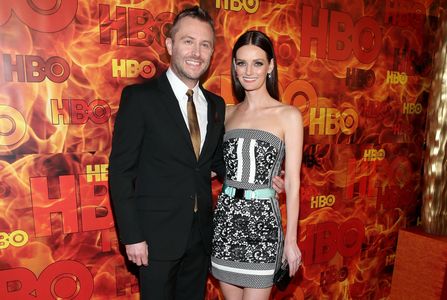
top-left (268, 73), bottom-right (271, 79)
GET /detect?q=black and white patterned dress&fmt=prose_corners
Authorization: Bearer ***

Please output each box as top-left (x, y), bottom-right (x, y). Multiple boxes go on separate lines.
top-left (211, 128), bottom-right (285, 288)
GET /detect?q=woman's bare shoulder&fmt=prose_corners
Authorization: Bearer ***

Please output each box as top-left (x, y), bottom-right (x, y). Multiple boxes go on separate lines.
top-left (275, 101), bottom-right (302, 116)
top-left (225, 103), bottom-right (241, 117)
top-left (276, 103), bottom-right (303, 126)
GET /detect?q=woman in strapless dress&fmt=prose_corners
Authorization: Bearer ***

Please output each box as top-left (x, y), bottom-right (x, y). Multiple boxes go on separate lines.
top-left (211, 30), bottom-right (303, 300)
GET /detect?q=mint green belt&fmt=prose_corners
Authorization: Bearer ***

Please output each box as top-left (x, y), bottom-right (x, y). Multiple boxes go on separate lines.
top-left (222, 184), bottom-right (276, 200)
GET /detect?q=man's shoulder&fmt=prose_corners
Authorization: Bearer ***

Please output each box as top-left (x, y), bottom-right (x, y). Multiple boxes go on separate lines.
top-left (201, 87), bottom-right (225, 105)
top-left (122, 76), bottom-right (163, 93)
top-left (201, 87), bottom-right (221, 99)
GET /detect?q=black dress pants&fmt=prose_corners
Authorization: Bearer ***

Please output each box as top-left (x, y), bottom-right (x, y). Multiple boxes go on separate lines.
top-left (139, 213), bottom-right (209, 300)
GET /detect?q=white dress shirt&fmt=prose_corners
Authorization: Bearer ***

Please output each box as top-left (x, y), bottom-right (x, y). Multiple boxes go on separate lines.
top-left (166, 68), bottom-right (208, 151)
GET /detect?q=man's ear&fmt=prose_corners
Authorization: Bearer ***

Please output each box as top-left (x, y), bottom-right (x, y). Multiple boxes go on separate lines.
top-left (165, 37), bottom-right (173, 56)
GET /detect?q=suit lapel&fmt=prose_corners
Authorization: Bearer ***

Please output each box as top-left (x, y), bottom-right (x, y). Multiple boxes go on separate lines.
top-left (199, 87), bottom-right (216, 161)
top-left (157, 73), bottom-right (195, 155)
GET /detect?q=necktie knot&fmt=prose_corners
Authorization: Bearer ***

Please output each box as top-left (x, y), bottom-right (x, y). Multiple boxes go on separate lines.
top-left (186, 89), bottom-right (194, 100)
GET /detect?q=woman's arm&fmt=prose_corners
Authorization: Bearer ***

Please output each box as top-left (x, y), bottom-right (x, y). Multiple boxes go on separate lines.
top-left (282, 106), bottom-right (304, 276)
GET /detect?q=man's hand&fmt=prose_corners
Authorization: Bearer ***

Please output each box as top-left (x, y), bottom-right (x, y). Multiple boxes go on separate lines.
top-left (125, 241), bottom-right (148, 266)
top-left (272, 170), bottom-right (285, 194)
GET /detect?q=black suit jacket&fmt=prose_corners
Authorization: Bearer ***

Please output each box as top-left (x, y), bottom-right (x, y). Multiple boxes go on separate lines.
top-left (109, 72), bottom-right (225, 260)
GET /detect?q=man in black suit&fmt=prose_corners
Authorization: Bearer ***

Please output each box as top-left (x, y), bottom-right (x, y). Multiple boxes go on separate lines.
top-left (109, 6), bottom-right (226, 300)
top-left (109, 6), bottom-right (284, 300)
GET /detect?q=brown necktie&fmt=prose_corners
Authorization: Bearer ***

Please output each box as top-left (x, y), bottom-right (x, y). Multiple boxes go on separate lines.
top-left (186, 89), bottom-right (200, 212)
top-left (186, 89), bottom-right (201, 160)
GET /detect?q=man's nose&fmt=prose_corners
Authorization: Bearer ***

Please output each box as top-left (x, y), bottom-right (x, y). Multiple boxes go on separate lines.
top-left (191, 43), bottom-right (200, 57)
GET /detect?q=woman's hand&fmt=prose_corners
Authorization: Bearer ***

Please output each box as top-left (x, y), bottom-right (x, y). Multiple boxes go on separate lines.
top-left (272, 170), bottom-right (285, 195)
top-left (283, 240), bottom-right (301, 276)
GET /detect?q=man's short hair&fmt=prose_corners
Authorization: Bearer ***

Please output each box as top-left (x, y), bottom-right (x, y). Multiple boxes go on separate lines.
top-left (169, 6), bottom-right (215, 39)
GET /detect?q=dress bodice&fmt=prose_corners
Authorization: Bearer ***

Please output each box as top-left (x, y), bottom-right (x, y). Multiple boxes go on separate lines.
top-left (223, 128), bottom-right (285, 190)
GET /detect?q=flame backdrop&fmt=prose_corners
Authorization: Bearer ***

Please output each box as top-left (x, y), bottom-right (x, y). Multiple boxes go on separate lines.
top-left (0, 0), bottom-right (444, 299)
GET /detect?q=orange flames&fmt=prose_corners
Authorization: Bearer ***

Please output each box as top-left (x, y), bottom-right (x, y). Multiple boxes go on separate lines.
top-left (0, 0), bottom-right (442, 299)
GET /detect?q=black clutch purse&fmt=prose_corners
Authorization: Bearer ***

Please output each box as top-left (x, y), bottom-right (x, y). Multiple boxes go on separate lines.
top-left (273, 260), bottom-right (292, 291)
